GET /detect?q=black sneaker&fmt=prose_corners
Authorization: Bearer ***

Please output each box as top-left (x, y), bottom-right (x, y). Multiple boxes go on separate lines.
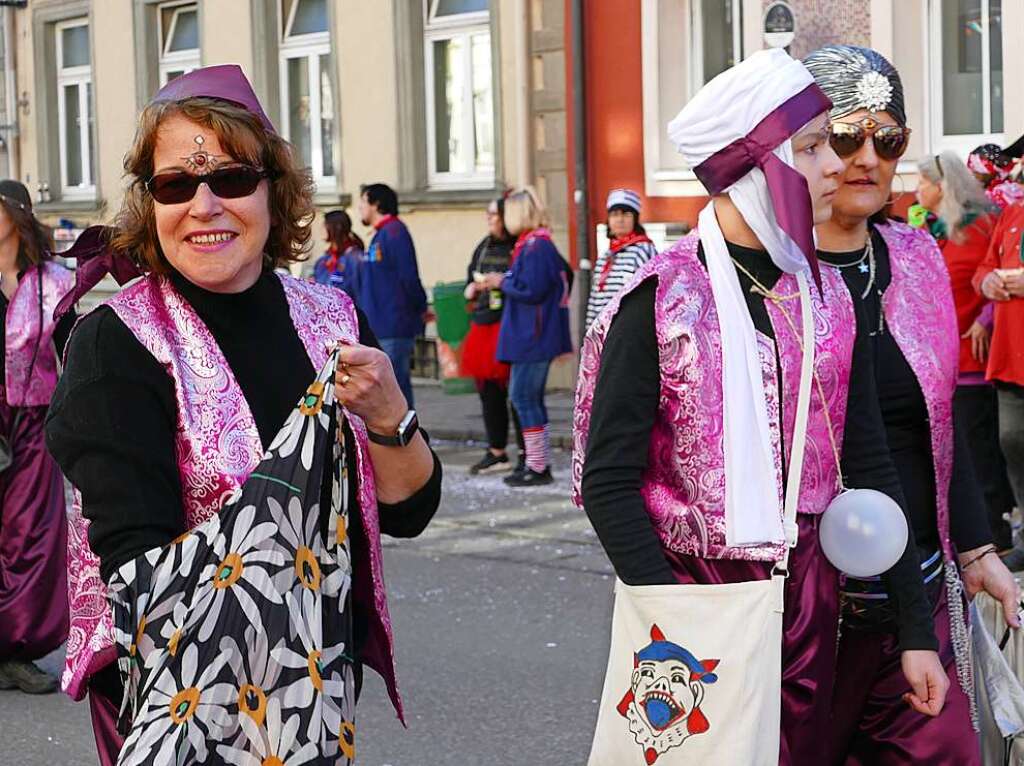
top-left (0, 660), bottom-right (58, 694)
top-left (503, 466), bottom-right (554, 487)
top-left (469, 451), bottom-right (512, 475)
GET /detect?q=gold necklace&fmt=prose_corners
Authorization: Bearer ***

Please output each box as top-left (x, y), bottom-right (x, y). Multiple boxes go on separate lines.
top-left (729, 257), bottom-right (845, 489)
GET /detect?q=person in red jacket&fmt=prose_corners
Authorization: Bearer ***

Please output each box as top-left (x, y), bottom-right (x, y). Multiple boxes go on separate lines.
top-left (975, 199), bottom-right (1024, 546)
top-left (918, 152), bottom-right (1021, 566)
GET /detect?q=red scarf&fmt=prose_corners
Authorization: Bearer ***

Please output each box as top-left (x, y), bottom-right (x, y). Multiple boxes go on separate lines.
top-left (599, 232), bottom-right (653, 290)
top-left (323, 245), bottom-right (339, 273)
top-left (373, 214), bottom-right (398, 230)
top-left (511, 227), bottom-right (553, 265)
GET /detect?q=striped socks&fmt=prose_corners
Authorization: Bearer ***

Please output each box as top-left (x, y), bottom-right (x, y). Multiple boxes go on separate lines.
top-left (522, 425), bottom-right (550, 473)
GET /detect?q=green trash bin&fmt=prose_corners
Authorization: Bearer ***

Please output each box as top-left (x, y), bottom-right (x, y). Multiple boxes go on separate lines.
top-left (432, 281), bottom-right (475, 395)
top-left (432, 281), bottom-right (472, 345)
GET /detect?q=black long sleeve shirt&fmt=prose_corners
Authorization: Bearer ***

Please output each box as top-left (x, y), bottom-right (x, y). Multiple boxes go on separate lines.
top-left (818, 228), bottom-right (992, 555)
top-left (580, 241), bottom-right (937, 651)
top-left (45, 269), bottom-right (441, 583)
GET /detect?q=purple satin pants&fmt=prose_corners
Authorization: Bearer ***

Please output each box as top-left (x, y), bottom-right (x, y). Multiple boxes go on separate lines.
top-left (665, 513), bottom-right (839, 766)
top-left (828, 583), bottom-right (980, 765)
top-left (0, 399), bottom-right (68, 661)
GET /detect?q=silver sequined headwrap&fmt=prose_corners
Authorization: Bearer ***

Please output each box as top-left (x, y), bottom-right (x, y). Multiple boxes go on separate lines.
top-left (803, 45), bottom-right (906, 126)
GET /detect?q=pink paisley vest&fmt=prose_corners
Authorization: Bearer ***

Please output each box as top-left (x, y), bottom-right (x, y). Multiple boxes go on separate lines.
top-left (5, 261), bottom-right (74, 406)
top-left (63, 273), bottom-right (403, 720)
top-left (877, 222), bottom-right (959, 560)
top-left (572, 233), bottom-right (856, 562)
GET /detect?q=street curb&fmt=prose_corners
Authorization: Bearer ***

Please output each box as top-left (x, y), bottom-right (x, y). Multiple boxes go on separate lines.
top-left (425, 427), bottom-right (574, 451)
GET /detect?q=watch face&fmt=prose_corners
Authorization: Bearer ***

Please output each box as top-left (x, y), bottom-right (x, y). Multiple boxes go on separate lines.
top-left (397, 410), bottom-right (418, 443)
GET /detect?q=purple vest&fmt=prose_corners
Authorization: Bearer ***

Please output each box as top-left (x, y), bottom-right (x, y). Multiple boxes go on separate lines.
top-left (63, 273), bottom-right (403, 720)
top-left (5, 261), bottom-right (74, 406)
top-left (878, 222), bottom-right (958, 559)
top-left (572, 233), bottom-right (855, 562)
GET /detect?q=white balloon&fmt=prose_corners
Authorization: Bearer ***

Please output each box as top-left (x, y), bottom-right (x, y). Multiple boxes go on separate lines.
top-left (819, 488), bottom-right (909, 578)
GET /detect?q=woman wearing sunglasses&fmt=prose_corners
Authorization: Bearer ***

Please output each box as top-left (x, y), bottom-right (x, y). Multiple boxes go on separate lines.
top-left (45, 66), bottom-right (441, 764)
top-left (806, 45), bottom-right (1017, 764)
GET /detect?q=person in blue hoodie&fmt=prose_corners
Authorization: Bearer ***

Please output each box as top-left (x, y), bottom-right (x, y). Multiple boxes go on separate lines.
top-left (481, 187), bottom-right (572, 486)
top-left (356, 183), bottom-right (428, 407)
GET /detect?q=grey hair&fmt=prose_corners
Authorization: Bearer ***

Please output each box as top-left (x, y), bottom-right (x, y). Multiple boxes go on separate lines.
top-left (918, 151), bottom-right (993, 243)
top-left (803, 45), bottom-right (906, 126)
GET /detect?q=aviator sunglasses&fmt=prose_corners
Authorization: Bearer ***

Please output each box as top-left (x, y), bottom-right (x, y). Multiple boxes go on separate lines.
top-left (829, 117), bottom-right (912, 161)
top-left (146, 165), bottom-right (271, 205)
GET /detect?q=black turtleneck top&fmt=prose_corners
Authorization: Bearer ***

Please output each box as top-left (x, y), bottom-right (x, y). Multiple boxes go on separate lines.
top-left (580, 241), bottom-right (937, 651)
top-left (45, 269), bottom-right (441, 583)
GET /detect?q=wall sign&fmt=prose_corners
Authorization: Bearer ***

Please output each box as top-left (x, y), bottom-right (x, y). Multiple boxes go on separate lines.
top-left (763, 2), bottom-right (796, 49)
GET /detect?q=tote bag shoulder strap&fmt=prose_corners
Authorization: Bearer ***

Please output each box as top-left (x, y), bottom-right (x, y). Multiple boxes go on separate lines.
top-left (776, 271), bottom-right (815, 577)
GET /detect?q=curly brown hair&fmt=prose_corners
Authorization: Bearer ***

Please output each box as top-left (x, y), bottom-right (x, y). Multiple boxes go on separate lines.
top-left (112, 97), bottom-right (315, 274)
top-left (0, 198), bottom-right (54, 269)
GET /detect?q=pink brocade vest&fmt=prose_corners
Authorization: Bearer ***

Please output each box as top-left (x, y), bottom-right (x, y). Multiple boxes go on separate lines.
top-left (571, 233), bottom-right (855, 562)
top-left (877, 222), bottom-right (958, 560)
top-left (62, 273), bottom-right (403, 721)
top-left (5, 261), bottom-right (74, 406)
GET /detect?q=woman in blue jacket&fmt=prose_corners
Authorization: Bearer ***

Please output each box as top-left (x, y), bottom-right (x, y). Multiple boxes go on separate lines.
top-left (482, 187), bottom-right (572, 486)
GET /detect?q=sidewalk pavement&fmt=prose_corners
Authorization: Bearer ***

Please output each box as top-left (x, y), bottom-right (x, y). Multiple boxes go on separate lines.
top-left (413, 379), bottom-right (574, 450)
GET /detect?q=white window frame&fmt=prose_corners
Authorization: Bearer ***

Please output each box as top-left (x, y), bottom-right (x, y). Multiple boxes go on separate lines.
top-left (158, 1), bottom-right (201, 86)
top-left (423, 0), bottom-right (495, 190)
top-left (55, 18), bottom-right (94, 199)
top-left (278, 0), bottom-right (336, 190)
top-left (688, 0), bottom-right (743, 98)
top-left (641, 0), bottom-right (721, 197)
top-left (927, 0), bottom-right (1004, 156)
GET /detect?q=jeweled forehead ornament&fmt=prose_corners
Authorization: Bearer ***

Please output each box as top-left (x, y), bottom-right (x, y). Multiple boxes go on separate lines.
top-left (182, 134), bottom-right (222, 175)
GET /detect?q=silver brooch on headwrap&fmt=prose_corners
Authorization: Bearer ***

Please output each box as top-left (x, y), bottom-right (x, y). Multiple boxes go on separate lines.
top-left (803, 44), bottom-right (907, 127)
top-left (854, 71), bottom-right (893, 114)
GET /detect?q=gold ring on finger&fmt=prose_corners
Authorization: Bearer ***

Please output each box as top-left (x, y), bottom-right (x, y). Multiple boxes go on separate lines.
top-left (340, 373), bottom-right (351, 386)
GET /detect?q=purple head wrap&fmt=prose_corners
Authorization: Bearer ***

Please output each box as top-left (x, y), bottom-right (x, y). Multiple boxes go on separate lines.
top-left (153, 64), bottom-right (276, 133)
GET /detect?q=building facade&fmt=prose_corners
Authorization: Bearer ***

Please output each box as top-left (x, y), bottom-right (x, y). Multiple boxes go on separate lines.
top-left (580, 0), bottom-right (1024, 251)
top-left (0, 1), bottom-right (1020, 383)
top-left (0, 0), bottom-right (573, 289)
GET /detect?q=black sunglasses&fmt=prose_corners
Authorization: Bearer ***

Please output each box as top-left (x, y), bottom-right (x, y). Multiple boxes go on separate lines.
top-left (829, 118), bottom-right (912, 162)
top-left (146, 165), bottom-right (271, 205)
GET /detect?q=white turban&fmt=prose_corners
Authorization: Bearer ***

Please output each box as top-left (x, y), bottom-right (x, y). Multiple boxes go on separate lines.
top-left (667, 48), bottom-right (828, 547)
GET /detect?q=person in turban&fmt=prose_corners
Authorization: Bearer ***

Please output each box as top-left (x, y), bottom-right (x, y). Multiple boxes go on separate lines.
top-left (573, 47), bottom-right (945, 764)
top-left (807, 43), bottom-right (1018, 765)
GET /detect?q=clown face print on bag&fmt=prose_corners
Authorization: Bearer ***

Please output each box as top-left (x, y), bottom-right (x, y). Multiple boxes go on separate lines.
top-left (616, 625), bottom-right (720, 765)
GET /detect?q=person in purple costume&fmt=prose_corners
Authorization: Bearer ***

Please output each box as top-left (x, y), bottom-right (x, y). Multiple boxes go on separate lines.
top-left (0, 180), bottom-right (75, 695)
top-left (807, 44), bottom-right (1019, 765)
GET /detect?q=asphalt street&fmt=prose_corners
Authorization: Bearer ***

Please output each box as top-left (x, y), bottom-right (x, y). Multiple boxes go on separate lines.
top-left (3, 442), bottom-right (616, 765)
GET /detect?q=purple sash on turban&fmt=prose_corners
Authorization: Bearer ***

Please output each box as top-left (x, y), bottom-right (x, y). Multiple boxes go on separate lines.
top-left (693, 83), bottom-right (832, 290)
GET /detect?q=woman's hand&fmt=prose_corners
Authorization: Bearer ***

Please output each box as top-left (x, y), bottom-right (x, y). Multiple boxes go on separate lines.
top-left (960, 545), bottom-right (1021, 628)
top-left (481, 273), bottom-right (504, 290)
top-left (962, 321), bottom-right (991, 363)
top-left (982, 271), bottom-right (1011, 301)
top-left (333, 344), bottom-right (408, 434)
top-left (900, 650), bottom-right (949, 716)
top-left (1004, 270), bottom-right (1024, 297)
top-left (464, 282), bottom-right (481, 300)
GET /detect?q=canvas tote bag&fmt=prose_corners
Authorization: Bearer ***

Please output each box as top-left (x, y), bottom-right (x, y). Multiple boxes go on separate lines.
top-left (587, 273), bottom-right (816, 766)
